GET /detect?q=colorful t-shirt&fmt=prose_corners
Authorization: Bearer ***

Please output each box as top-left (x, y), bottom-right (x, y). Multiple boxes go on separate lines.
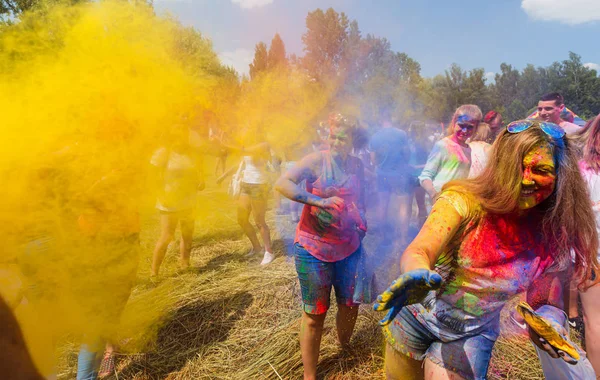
top-left (419, 137), bottom-right (471, 192)
top-left (295, 151), bottom-right (364, 262)
top-left (386, 188), bottom-right (559, 342)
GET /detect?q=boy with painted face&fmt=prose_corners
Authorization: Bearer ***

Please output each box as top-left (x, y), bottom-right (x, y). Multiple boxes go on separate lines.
top-left (375, 120), bottom-right (599, 380)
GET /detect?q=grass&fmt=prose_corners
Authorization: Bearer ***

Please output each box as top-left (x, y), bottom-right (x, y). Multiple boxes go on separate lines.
top-left (54, 175), bottom-right (575, 379)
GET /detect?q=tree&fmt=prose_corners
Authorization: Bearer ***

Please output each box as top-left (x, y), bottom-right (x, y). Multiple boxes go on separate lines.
top-left (1, 0), bottom-right (90, 22)
top-left (249, 41), bottom-right (268, 80)
top-left (493, 63), bottom-right (520, 108)
top-left (267, 33), bottom-right (287, 69)
top-left (301, 8), bottom-right (349, 80)
top-left (1, 0), bottom-right (37, 21)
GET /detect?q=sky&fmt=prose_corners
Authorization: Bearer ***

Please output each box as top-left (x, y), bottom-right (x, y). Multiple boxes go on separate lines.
top-left (153, 0), bottom-right (600, 81)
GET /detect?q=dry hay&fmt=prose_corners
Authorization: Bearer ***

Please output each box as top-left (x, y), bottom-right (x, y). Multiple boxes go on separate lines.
top-left (55, 178), bottom-right (577, 379)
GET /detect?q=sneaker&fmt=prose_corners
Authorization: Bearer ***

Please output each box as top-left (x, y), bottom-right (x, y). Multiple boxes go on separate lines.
top-left (568, 316), bottom-right (585, 337)
top-left (260, 251), bottom-right (275, 266)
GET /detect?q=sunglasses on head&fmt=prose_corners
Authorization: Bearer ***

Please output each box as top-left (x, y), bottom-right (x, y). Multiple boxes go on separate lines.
top-left (506, 119), bottom-right (566, 140)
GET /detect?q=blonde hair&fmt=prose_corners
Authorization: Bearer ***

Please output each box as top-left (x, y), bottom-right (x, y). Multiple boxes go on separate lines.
top-left (470, 123), bottom-right (492, 143)
top-left (446, 104), bottom-right (483, 136)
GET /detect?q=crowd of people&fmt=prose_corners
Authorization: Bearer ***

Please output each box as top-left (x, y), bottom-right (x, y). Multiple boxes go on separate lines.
top-left (4, 91), bottom-right (600, 380)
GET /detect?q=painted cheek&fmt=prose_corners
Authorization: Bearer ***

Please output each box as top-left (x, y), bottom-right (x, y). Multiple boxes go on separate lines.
top-left (532, 173), bottom-right (556, 188)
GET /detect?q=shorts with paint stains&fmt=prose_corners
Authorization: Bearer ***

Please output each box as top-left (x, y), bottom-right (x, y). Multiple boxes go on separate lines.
top-left (241, 182), bottom-right (270, 201)
top-left (294, 243), bottom-right (361, 315)
top-left (383, 307), bottom-right (494, 380)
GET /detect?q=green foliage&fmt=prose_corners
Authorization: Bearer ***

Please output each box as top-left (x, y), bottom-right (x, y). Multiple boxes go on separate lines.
top-left (301, 8), bottom-right (349, 81)
top-left (1, 0), bottom-right (89, 23)
top-left (267, 33), bottom-right (287, 69)
top-left (249, 41), bottom-right (267, 80)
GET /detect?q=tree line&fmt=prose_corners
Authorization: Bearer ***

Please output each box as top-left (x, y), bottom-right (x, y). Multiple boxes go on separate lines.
top-left (3, 3), bottom-right (599, 127)
top-left (249, 8), bottom-right (600, 126)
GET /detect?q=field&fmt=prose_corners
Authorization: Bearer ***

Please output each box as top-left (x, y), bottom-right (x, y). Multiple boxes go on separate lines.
top-left (54, 174), bottom-right (555, 379)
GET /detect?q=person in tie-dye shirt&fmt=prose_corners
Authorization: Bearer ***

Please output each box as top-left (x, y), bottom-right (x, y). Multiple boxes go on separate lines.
top-left (419, 105), bottom-right (482, 200)
top-left (375, 120), bottom-right (599, 380)
top-left (276, 114), bottom-right (369, 380)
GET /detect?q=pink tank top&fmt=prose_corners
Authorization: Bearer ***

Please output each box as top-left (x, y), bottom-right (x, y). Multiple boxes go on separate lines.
top-left (295, 151), bottom-right (363, 262)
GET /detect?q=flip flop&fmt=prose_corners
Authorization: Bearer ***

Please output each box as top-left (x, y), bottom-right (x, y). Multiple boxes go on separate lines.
top-left (97, 351), bottom-right (115, 379)
top-left (516, 302), bottom-right (580, 361)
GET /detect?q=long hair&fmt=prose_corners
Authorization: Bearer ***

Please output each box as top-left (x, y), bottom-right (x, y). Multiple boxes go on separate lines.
top-left (445, 122), bottom-right (599, 288)
top-left (580, 115), bottom-right (600, 171)
top-left (470, 123), bottom-right (492, 143)
top-left (446, 104), bottom-right (483, 136)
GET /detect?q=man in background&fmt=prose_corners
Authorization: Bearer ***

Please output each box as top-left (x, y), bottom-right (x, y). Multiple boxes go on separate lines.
top-left (537, 92), bottom-right (581, 134)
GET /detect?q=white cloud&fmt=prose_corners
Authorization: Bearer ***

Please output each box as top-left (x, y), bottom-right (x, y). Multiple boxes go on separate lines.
top-left (522, 0), bottom-right (600, 25)
top-left (584, 62), bottom-right (600, 71)
top-left (484, 72), bottom-right (495, 83)
top-left (231, 0), bottom-right (273, 9)
top-left (218, 48), bottom-right (254, 76)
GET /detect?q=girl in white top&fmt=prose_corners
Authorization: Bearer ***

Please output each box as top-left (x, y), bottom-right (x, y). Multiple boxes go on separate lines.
top-left (468, 123), bottom-right (493, 178)
top-left (218, 142), bottom-right (274, 265)
top-left (576, 114), bottom-right (600, 376)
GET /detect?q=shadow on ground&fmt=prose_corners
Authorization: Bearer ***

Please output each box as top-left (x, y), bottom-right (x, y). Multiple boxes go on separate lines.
top-left (117, 291), bottom-right (253, 378)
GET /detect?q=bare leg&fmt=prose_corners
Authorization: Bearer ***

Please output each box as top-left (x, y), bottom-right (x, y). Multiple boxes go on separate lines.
top-left (237, 194), bottom-right (261, 253)
top-left (424, 358), bottom-right (467, 380)
top-left (251, 197), bottom-right (272, 253)
top-left (397, 194), bottom-right (411, 247)
top-left (568, 278), bottom-right (580, 319)
top-left (179, 215), bottom-right (195, 268)
top-left (378, 191), bottom-right (391, 227)
top-left (291, 201), bottom-right (301, 222)
top-left (151, 213), bottom-right (179, 276)
top-left (414, 187), bottom-right (427, 226)
top-left (336, 304), bottom-right (359, 349)
top-left (299, 311), bottom-right (327, 380)
top-left (580, 282), bottom-right (600, 377)
top-left (385, 343), bottom-right (423, 380)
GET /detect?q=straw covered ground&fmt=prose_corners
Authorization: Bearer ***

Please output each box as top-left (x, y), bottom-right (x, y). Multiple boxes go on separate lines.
top-left (54, 175), bottom-right (574, 379)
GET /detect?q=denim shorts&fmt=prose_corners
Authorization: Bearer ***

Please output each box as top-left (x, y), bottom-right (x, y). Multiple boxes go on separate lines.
top-left (294, 243), bottom-right (361, 315)
top-left (241, 182), bottom-right (269, 201)
top-left (383, 307), bottom-right (495, 380)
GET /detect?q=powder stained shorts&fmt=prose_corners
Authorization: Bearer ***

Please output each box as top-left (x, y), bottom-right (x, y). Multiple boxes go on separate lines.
top-left (377, 173), bottom-right (411, 195)
top-left (384, 307), bottom-right (495, 380)
top-left (241, 182), bottom-right (269, 201)
top-left (294, 243), bottom-right (361, 315)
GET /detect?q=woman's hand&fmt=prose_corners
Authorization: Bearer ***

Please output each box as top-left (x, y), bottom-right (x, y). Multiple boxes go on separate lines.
top-left (319, 196), bottom-right (345, 212)
top-left (373, 269), bottom-right (442, 326)
top-left (529, 327), bottom-right (578, 365)
top-left (519, 303), bottom-right (579, 364)
top-left (197, 180), bottom-right (206, 191)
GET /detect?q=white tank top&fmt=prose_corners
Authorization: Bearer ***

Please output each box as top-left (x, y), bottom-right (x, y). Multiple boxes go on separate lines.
top-left (242, 156), bottom-right (268, 184)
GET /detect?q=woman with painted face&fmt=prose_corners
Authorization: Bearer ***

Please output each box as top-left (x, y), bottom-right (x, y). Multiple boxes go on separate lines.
top-left (419, 105), bottom-right (482, 201)
top-left (275, 113), bottom-right (368, 380)
top-left (374, 120), bottom-right (599, 380)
